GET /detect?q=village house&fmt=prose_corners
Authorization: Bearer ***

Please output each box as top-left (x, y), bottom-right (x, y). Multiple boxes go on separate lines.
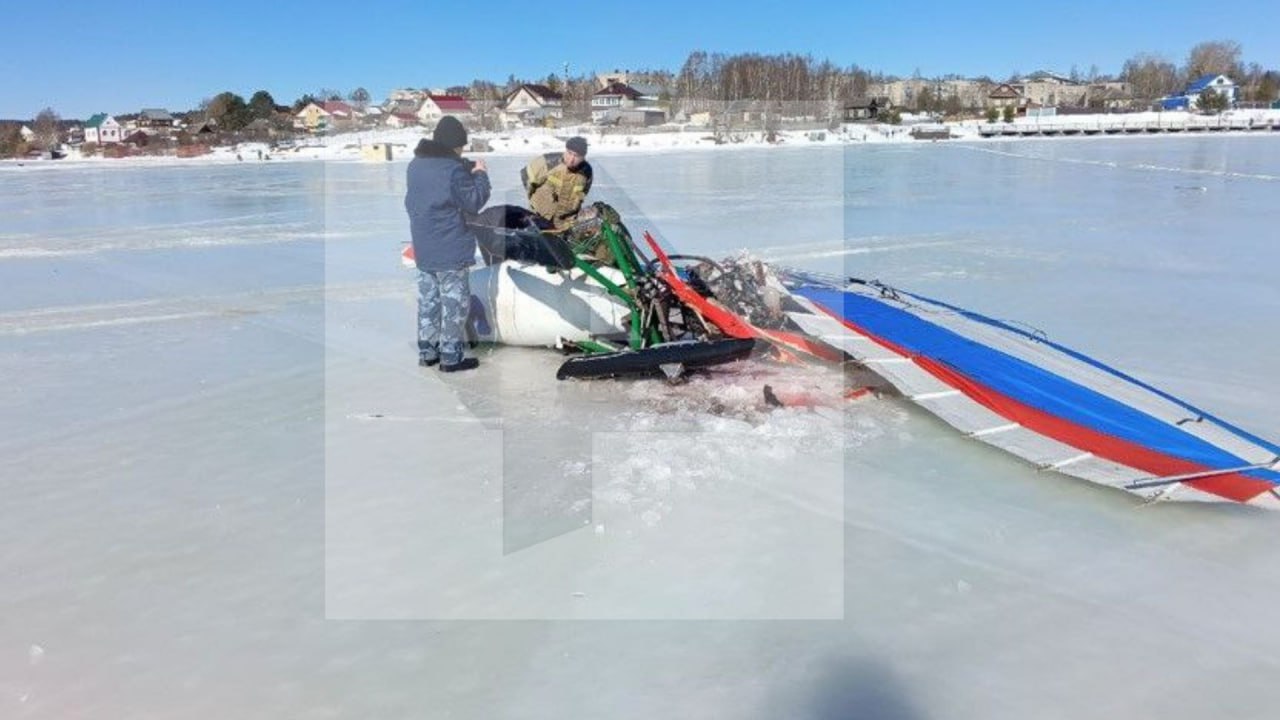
top-left (591, 80), bottom-right (667, 125)
top-left (1016, 71), bottom-right (1089, 108)
top-left (294, 101), bottom-right (361, 133)
top-left (322, 100), bottom-right (361, 130)
top-left (595, 71), bottom-right (667, 99)
top-left (502, 84), bottom-right (564, 126)
top-left (591, 82), bottom-right (638, 121)
top-left (987, 83), bottom-right (1024, 111)
top-left (138, 109), bottom-right (176, 129)
top-left (843, 96), bottom-right (890, 122)
top-left (1083, 81), bottom-right (1135, 111)
top-left (188, 119), bottom-right (218, 138)
top-left (122, 129), bottom-right (154, 148)
top-left (416, 94), bottom-right (473, 126)
top-left (1159, 74), bottom-right (1238, 111)
top-left (294, 102), bottom-right (329, 132)
top-left (84, 114), bottom-right (124, 144)
top-left (630, 82), bottom-right (669, 114)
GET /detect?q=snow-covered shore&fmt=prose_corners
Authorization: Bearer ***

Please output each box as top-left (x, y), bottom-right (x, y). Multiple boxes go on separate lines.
top-left (5, 108), bottom-right (1280, 170)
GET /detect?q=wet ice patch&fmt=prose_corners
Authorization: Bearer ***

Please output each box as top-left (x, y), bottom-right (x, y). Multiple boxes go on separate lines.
top-left (591, 361), bottom-right (896, 525)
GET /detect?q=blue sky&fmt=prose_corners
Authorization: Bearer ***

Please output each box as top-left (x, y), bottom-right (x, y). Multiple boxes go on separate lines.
top-left (2, 0), bottom-right (1276, 119)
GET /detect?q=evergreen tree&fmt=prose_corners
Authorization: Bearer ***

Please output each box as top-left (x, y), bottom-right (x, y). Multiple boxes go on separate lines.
top-left (1197, 87), bottom-right (1230, 113)
top-left (249, 90), bottom-right (277, 119)
top-left (292, 94), bottom-right (319, 113)
top-left (207, 92), bottom-right (250, 130)
top-left (1254, 71), bottom-right (1279, 103)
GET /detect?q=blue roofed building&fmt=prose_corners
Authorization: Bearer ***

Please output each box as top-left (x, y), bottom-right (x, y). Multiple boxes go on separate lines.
top-left (1158, 74), bottom-right (1237, 111)
top-left (1185, 74), bottom-right (1237, 100)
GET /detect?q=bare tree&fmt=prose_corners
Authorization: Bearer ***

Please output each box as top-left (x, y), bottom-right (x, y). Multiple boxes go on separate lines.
top-left (33, 107), bottom-right (61, 149)
top-left (560, 74), bottom-right (593, 123)
top-left (677, 50), bottom-right (708, 113)
top-left (1185, 40), bottom-right (1243, 81)
top-left (1121, 53), bottom-right (1180, 101)
top-left (469, 80), bottom-right (502, 130)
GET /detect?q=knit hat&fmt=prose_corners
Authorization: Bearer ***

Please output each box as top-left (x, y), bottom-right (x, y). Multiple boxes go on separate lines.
top-left (566, 136), bottom-right (588, 156)
top-left (432, 116), bottom-right (468, 149)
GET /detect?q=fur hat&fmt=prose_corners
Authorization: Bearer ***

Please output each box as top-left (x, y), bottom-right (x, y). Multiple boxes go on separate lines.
top-left (432, 116), bottom-right (468, 150)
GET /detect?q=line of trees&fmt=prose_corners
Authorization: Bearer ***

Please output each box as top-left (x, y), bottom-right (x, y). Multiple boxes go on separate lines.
top-left (677, 51), bottom-right (881, 107)
top-left (197, 90), bottom-right (291, 131)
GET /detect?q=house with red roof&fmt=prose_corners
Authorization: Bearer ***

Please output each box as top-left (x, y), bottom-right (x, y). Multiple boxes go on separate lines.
top-left (322, 100), bottom-right (359, 118)
top-left (416, 95), bottom-right (473, 126)
top-left (323, 101), bottom-right (363, 130)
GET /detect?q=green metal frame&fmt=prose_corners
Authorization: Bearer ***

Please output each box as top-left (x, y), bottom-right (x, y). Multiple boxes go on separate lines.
top-left (564, 222), bottom-right (661, 351)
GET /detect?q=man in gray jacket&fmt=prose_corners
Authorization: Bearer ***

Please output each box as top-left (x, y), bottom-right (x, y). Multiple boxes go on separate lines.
top-left (405, 116), bottom-right (491, 371)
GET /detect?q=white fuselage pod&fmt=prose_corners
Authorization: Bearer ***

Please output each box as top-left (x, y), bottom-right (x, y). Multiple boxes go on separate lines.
top-left (468, 262), bottom-right (629, 347)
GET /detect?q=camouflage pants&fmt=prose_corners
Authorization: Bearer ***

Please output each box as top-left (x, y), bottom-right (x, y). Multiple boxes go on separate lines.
top-left (417, 269), bottom-right (470, 365)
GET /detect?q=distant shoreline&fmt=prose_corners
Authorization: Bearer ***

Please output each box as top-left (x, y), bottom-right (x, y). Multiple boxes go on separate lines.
top-left (4, 109), bottom-right (1280, 171)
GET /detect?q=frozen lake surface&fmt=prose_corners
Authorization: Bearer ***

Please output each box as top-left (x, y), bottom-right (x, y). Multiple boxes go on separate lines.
top-left (2, 136), bottom-right (1278, 718)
